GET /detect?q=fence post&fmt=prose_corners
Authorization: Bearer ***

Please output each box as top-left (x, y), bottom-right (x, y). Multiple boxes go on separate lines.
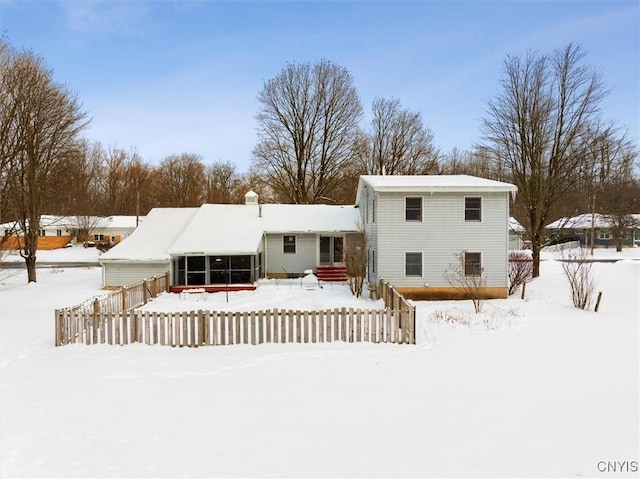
top-left (143, 279), bottom-right (149, 305)
top-left (165, 271), bottom-right (170, 292)
top-left (594, 291), bottom-right (603, 312)
top-left (121, 287), bottom-right (126, 311)
top-left (55, 309), bottom-right (61, 346)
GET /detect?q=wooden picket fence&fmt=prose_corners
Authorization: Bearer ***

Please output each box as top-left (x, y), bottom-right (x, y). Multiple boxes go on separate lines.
top-left (58, 273), bottom-right (170, 317)
top-left (55, 306), bottom-right (415, 347)
top-left (379, 278), bottom-right (415, 320)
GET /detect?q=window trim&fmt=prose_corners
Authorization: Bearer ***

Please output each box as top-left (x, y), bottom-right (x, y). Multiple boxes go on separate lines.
top-left (464, 251), bottom-right (482, 277)
top-left (405, 251), bottom-right (423, 277)
top-left (464, 196), bottom-right (482, 222)
top-left (405, 196), bottom-right (423, 222)
top-left (283, 235), bottom-right (296, 254)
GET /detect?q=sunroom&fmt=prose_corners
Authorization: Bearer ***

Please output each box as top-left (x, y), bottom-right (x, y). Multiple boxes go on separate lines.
top-left (170, 254), bottom-right (261, 292)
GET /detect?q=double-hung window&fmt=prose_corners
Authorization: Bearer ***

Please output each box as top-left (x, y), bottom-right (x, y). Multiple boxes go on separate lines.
top-left (465, 197), bottom-right (481, 221)
top-left (405, 252), bottom-right (422, 277)
top-left (464, 252), bottom-right (482, 277)
top-left (405, 197), bottom-right (422, 222)
top-left (283, 235), bottom-right (296, 254)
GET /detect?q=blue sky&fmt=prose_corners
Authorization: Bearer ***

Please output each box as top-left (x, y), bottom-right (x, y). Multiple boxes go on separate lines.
top-left (2, 0), bottom-right (638, 172)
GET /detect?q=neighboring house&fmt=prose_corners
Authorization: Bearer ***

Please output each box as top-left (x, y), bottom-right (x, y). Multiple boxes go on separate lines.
top-left (0, 215), bottom-right (142, 250)
top-left (1, 215), bottom-right (74, 250)
top-left (355, 175), bottom-right (517, 300)
top-left (508, 217), bottom-right (526, 250)
top-left (546, 213), bottom-right (640, 248)
top-left (90, 216), bottom-right (141, 246)
top-left (100, 192), bottom-right (360, 289)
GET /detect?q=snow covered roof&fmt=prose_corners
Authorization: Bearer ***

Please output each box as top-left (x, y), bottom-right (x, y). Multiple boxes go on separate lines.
top-left (0, 215), bottom-right (74, 230)
top-left (0, 215), bottom-right (143, 230)
top-left (355, 175), bottom-right (517, 204)
top-left (509, 217), bottom-right (525, 233)
top-left (100, 216), bottom-right (143, 229)
top-left (167, 204), bottom-right (360, 255)
top-left (102, 203), bottom-right (360, 259)
top-left (546, 213), bottom-right (640, 230)
top-left (101, 208), bottom-right (199, 261)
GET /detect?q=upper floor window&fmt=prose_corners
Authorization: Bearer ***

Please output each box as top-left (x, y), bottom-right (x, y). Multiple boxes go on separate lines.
top-left (405, 197), bottom-right (422, 222)
top-left (405, 252), bottom-right (422, 277)
top-left (283, 235), bottom-right (296, 254)
top-left (38, 229), bottom-right (46, 236)
top-left (465, 197), bottom-right (481, 221)
top-left (56, 229), bottom-right (63, 236)
top-left (464, 252), bottom-right (482, 277)
top-left (372, 198), bottom-right (376, 223)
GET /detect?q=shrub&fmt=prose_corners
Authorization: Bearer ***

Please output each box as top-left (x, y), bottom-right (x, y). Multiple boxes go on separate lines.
top-left (560, 248), bottom-right (597, 310)
top-left (508, 250), bottom-right (533, 295)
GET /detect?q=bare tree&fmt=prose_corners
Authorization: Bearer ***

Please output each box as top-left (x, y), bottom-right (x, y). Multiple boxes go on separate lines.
top-left (204, 160), bottom-right (245, 204)
top-left (481, 44), bottom-right (607, 277)
top-left (443, 252), bottom-right (487, 313)
top-left (155, 153), bottom-right (205, 207)
top-left (601, 179), bottom-right (640, 252)
top-left (252, 60), bottom-right (362, 204)
top-left (345, 230), bottom-right (366, 297)
top-left (1, 43), bottom-right (89, 282)
top-left (358, 98), bottom-right (439, 175)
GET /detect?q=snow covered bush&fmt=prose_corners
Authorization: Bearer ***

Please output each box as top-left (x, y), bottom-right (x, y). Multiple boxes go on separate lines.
top-left (508, 250), bottom-right (533, 295)
top-left (443, 252), bottom-right (486, 313)
top-left (561, 248), bottom-right (597, 310)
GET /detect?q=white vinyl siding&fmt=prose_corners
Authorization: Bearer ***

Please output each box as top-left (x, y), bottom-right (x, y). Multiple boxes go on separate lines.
top-left (102, 261), bottom-right (170, 288)
top-left (375, 191), bottom-right (509, 288)
top-left (265, 233), bottom-right (317, 277)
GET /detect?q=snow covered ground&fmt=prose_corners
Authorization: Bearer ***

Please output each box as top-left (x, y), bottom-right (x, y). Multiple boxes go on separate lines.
top-left (1, 247), bottom-right (638, 478)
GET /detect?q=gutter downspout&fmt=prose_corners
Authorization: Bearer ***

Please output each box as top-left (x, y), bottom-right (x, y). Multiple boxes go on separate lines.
top-left (263, 232), bottom-right (267, 279)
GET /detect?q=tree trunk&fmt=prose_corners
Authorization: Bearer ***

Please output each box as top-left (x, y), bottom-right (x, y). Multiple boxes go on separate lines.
top-left (531, 245), bottom-right (541, 278)
top-left (25, 254), bottom-right (37, 282)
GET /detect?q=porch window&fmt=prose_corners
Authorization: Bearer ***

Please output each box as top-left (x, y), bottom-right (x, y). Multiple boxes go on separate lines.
top-left (405, 252), bottom-right (422, 277)
top-left (186, 256), bottom-right (207, 285)
top-left (464, 252), bottom-right (482, 277)
top-left (283, 235), bottom-right (296, 254)
top-left (465, 197), bottom-right (482, 221)
top-left (597, 231), bottom-right (612, 240)
top-left (405, 197), bottom-right (422, 222)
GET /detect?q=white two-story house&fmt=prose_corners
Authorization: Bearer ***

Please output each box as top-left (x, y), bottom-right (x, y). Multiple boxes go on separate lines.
top-left (355, 175), bottom-right (517, 299)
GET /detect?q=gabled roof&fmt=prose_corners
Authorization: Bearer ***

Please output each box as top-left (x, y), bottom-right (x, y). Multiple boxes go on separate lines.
top-left (0, 215), bottom-right (143, 231)
top-left (103, 203), bottom-right (360, 259)
top-left (547, 213), bottom-right (640, 230)
top-left (355, 175), bottom-right (517, 204)
top-left (509, 217), bottom-right (525, 233)
top-left (101, 208), bottom-right (199, 261)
